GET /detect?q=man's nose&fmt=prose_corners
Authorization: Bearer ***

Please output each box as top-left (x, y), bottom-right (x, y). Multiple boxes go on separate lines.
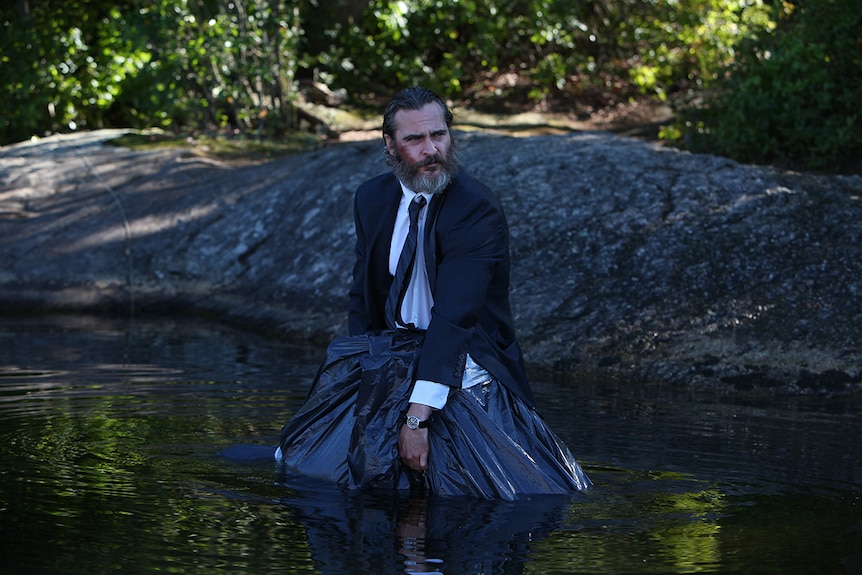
top-left (422, 138), bottom-right (437, 156)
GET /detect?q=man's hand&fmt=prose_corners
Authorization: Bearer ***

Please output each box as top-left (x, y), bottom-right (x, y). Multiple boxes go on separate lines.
top-left (398, 403), bottom-right (432, 473)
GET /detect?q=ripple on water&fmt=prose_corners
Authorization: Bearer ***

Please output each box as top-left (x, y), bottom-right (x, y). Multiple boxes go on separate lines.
top-left (0, 315), bottom-right (860, 575)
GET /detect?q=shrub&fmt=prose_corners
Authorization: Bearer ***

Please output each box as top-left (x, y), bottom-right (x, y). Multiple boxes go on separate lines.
top-left (0, 1), bottom-right (301, 146)
top-left (673, 0), bottom-right (862, 173)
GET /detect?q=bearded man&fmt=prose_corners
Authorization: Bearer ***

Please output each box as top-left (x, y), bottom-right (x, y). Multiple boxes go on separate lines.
top-left (276, 87), bottom-right (590, 499)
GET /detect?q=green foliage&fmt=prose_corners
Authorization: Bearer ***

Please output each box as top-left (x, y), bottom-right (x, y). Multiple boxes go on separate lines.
top-left (623, 0), bottom-right (774, 99)
top-left (672, 0), bottom-right (862, 173)
top-left (2, 0), bottom-right (856, 175)
top-left (299, 0), bottom-right (774, 111)
top-left (1, 2), bottom-right (144, 142)
top-left (1, 0), bottom-right (301, 145)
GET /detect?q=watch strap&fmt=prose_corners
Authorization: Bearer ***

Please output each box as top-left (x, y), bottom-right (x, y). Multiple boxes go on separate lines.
top-left (401, 414), bottom-right (431, 429)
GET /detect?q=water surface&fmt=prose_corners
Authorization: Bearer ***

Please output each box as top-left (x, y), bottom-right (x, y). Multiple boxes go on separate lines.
top-left (1, 315), bottom-right (860, 574)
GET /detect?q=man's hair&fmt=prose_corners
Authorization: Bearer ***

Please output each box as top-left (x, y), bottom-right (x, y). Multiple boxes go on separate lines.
top-left (382, 87), bottom-right (453, 140)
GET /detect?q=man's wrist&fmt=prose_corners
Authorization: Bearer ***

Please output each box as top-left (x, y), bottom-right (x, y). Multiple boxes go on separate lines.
top-left (401, 414), bottom-right (431, 430)
top-left (402, 402), bottom-right (433, 430)
top-left (406, 402), bottom-right (433, 419)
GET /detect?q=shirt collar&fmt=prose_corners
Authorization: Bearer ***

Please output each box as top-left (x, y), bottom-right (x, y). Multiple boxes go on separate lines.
top-left (398, 181), bottom-right (432, 203)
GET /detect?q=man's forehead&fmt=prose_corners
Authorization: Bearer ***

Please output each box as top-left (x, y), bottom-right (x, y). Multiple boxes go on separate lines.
top-left (393, 104), bottom-right (447, 133)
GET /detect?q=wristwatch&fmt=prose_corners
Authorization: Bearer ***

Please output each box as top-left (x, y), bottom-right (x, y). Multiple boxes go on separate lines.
top-left (402, 414), bottom-right (430, 430)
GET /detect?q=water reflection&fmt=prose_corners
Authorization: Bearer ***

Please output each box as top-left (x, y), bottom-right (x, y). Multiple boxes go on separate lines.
top-left (275, 481), bottom-right (575, 574)
top-left (1, 314), bottom-right (861, 574)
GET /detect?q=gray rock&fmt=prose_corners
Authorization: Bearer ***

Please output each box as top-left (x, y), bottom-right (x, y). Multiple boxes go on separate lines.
top-left (2, 129), bottom-right (861, 394)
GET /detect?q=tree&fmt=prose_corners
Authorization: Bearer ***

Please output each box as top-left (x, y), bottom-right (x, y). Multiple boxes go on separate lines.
top-left (0, 0), bottom-right (302, 145)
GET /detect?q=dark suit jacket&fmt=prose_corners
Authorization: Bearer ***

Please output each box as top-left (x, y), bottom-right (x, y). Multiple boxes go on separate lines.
top-left (348, 171), bottom-right (535, 407)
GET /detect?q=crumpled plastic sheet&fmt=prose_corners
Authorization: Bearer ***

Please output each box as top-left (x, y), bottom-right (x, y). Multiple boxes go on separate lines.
top-left (276, 332), bottom-right (591, 500)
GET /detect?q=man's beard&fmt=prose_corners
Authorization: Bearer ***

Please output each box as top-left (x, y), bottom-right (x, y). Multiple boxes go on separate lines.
top-left (390, 145), bottom-right (459, 195)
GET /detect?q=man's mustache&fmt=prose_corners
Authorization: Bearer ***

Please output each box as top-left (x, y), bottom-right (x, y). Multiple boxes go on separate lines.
top-left (420, 153), bottom-right (444, 166)
top-left (393, 152), bottom-right (445, 166)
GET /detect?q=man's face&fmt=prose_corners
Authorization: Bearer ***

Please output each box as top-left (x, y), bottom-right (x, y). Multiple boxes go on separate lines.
top-left (384, 103), bottom-right (457, 194)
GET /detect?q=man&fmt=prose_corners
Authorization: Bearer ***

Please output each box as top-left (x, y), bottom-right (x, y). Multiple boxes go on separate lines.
top-left (350, 87), bottom-right (536, 470)
top-left (278, 87), bottom-right (589, 499)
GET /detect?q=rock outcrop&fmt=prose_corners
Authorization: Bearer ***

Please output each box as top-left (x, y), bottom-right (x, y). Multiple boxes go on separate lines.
top-left (2, 129), bottom-right (861, 394)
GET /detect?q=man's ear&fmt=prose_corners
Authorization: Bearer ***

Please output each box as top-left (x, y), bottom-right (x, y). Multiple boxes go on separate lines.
top-left (383, 134), bottom-right (394, 155)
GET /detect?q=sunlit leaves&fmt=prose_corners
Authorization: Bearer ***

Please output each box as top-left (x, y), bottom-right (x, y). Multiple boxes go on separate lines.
top-left (0, 0), bottom-right (302, 145)
top-left (2, 0), bottom-right (855, 173)
top-left (299, 0), bottom-right (775, 108)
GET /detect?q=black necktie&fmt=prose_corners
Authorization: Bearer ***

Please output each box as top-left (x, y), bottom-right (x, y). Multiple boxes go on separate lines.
top-left (385, 195), bottom-right (427, 330)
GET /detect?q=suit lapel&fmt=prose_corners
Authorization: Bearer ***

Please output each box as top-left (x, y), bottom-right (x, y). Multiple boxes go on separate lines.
top-left (423, 192), bottom-right (444, 293)
top-left (366, 175), bottom-right (448, 302)
top-left (367, 176), bottom-right (402, 288)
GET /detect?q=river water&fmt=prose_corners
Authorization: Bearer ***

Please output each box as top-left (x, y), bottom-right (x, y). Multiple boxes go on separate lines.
top-left (1, 314), bottom-right (860, 574)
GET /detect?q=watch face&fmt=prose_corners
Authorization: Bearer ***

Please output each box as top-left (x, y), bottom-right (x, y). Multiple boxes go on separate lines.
top-left (406, 415), bottom-right (420, 430)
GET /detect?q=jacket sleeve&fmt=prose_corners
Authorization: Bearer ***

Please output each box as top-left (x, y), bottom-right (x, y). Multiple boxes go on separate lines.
top-left (348, 191), bottom-right (371, 335)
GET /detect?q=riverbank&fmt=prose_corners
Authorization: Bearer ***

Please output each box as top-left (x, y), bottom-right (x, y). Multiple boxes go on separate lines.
top-left (2, 129), bottom-right (861, 395)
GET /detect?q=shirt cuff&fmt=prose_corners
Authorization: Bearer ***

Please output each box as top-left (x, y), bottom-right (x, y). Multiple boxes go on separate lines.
top-left (408, 379), bottom-right (450, 410)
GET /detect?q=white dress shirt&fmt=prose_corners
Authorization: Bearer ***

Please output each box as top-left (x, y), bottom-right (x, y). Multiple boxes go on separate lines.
top-left (390, 184), bottom-right (488, 410)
